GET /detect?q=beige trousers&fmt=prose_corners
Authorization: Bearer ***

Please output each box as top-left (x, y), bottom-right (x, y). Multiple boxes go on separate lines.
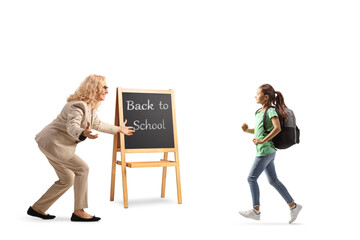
top-left (33, 146), bottom-right (89, 212)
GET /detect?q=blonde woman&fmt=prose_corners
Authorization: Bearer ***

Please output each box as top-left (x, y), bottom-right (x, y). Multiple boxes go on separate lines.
top-left (28, 74), bottom-right (134, 222)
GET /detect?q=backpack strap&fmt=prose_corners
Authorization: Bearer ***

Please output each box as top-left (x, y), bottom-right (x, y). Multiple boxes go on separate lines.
top-left (263, 106), bottom-right (275, 136)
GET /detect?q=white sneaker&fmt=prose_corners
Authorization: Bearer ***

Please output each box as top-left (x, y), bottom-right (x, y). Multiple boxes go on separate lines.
top-left (289, 204), bottom-right (302, 224)
top-left (239, 209), bottom-right (261, 221)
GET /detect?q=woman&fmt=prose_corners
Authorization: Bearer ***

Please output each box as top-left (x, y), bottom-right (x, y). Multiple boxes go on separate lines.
top-left (239, 84), bottom-right (302, 224)
top-left (27, 74), bottom-right (134, 222)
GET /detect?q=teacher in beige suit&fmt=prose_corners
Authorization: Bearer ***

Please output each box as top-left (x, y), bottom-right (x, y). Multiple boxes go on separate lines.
top-left (27, 74), bottom-right (134, 222)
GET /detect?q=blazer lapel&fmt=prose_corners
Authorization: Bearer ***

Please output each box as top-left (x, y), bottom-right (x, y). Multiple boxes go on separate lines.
top-left (90, 109), bottom-right (94, 128)
top-left (84, 104), bottom-right (92, 128)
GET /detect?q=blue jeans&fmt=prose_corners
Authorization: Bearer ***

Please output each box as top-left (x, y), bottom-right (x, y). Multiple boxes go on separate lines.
top-left (247, 152), bottom-right (294, 206)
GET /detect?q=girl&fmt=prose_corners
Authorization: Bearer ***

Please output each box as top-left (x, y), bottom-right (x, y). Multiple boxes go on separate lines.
top-left (239, 84), bottom-right (302, 224)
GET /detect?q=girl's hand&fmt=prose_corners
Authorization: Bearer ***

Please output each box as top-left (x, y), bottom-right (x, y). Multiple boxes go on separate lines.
top-left (253, 138), bottom-right (264, 145)
top-left (242, 123), bottom-right (249, 132)
top-left (118, 119), bottom-right (135, 136)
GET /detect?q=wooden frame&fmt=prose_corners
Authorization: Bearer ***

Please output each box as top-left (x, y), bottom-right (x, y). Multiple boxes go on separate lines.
top-left (110, 88), bottom-right (182, 208)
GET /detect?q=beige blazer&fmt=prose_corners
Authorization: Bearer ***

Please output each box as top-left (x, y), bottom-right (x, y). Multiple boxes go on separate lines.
top-left (35, 101), bottom-right (118, 161)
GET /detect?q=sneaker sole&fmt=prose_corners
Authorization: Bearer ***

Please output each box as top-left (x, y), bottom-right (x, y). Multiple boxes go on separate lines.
top-left (239, 212), bottom-right (260, 221)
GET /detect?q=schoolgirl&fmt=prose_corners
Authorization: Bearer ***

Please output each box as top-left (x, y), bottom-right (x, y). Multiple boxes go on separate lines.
top-left (239, 84), bottom-right (302, 224)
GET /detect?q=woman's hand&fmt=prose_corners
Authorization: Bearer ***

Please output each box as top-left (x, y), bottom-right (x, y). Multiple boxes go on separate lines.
top-left (253, 138), bottom-right (264, 145)
top-left (118, 119), bottom-right (135, 136)
top-left (82, 122), bottom-right (98, 139)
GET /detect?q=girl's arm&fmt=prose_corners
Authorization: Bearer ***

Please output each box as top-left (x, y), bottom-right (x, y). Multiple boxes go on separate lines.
top-left (253, 117), bottom-right (281, 145)
top-left (242, 123), bottom-right (254, 134)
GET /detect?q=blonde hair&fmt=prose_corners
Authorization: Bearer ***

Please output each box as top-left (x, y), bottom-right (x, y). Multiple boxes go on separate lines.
top-left (67, 74), bottom-right (106, 109)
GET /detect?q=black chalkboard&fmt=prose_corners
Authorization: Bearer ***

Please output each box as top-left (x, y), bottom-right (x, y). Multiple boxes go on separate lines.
top-left (122, 92), bottom-right (175, 149)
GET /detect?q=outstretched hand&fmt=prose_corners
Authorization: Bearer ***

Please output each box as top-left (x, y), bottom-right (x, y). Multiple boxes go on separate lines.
top-left (118, 119), bottom-right (135, 136)
top-left (82, 122), bottom-right (98, 139)
top-left (242, 123), bottom-right (249, 132)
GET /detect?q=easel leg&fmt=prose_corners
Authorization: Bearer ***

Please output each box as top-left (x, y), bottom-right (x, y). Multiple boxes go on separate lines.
top-left (110, 158), bottom-right (116, 201)
top-left (111, 98), bottom-right (119, 202)
top-left (161, 152), bottom-right (168, 198)
top-left (175, 151), bottom-right (182, 204)
top-left (121, 152), bottom-right (128, 208)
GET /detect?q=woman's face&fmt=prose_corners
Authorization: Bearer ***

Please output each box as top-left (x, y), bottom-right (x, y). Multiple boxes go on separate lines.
top-left (96, 82), bottom-right (109, 101)
top-left (255, 88), bottom-right (268, 105)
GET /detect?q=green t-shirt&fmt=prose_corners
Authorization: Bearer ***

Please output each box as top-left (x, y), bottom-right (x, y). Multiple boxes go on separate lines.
top-left (254, 107), bottom-right (278, 156)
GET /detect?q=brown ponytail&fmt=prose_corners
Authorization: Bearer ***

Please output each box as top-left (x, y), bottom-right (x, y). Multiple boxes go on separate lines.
top-left (259, 84), bottom-right (288, 123)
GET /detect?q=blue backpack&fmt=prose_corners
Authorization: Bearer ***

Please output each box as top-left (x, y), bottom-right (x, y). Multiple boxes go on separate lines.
top-left (257, 106), bottom-right (300, 149)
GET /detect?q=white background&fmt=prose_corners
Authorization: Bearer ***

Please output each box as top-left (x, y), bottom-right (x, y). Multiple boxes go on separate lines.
top-left (0, 0), bottom-right (359, 239)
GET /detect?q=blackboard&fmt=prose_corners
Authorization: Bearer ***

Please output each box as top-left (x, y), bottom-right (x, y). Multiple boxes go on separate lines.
top-left (122, 92), bottom-right (175, 149)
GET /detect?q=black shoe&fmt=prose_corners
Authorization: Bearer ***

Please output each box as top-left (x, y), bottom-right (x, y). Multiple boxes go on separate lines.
top-left (70, 213), bottom-right (101, 222)
top-left (27, 206), bottom-right (56, 220)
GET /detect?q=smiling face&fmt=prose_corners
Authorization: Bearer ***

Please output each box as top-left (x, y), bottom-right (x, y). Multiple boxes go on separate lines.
top-left (96, 82), bottom-right (109, 101)
top-left (255, 87), bottom-right (269, 105)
